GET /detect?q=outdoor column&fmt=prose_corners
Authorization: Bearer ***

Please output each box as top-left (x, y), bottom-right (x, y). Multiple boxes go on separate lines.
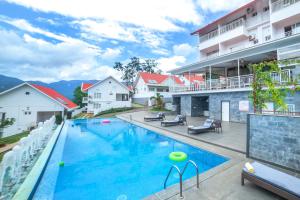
top-left (189, 71), bottom-right (191, 91)
top-left (238, 59), bottom-right (241, 88)
top-left (209, 66), bottom-right (212, 90)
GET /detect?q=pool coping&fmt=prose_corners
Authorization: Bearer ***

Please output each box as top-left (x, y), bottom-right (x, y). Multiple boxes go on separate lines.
top-left (12, 122), bottom-right (64, 200)
top-left (117, 115), bottom-right (246, 200)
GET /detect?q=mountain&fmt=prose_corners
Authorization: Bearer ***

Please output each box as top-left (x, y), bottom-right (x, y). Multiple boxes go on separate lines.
top-left (0, 74), bottom-right (97, 100)
top-left (0, 75), bottom-right (23, 92)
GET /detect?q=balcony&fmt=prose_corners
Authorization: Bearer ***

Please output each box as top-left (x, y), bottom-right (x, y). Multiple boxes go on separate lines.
top-left (271, 0), bottom-right (300, 24)
top-left (171, 70), bottom-right (292, 93)
top-left (219, 18), bottom-right (247, 43)
top-left (198, 29), bottom-right (219, 51)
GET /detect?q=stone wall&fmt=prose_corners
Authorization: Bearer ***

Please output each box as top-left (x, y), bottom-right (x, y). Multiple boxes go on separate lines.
top-left (209, 91), bottom-right (252, 123)
top-left (176, 91), bottom-right (252, 123)
top-left (247, 114), bottom-right (300, 172)
top-left (180, 95), bottom-right (191, 116)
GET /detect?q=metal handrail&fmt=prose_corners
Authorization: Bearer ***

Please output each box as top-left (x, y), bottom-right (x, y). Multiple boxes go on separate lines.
top-left (164, 165), bottom-right (183, 198)
top-left (182, 160), bottom-right (199, 188)
top-left (164, 160), bottom-right (200, 198)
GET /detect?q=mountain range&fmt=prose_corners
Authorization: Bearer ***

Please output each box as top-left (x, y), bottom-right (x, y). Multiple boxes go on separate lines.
top-left (0, 74), bottom-right (97, 100)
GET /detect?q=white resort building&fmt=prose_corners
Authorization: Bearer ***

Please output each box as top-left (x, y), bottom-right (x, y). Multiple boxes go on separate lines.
top-left (81, 76), bottom-right (131, 115)
top-left (0, 82), bottom-right (78, 137)
top-left (169, 0), bottom-right (300, 122)
top-left (133, 72), bottom-right (204, 105)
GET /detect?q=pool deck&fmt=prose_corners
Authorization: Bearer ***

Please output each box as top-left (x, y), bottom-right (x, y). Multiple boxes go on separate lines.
top-left (118, 111), bottom-right (290, 200)
top-left (119, 111), bottom-right (246, 153)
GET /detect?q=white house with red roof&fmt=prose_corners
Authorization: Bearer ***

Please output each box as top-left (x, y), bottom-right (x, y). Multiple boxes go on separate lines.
top-left (132, 72), bottom-right (185, 105)
top-left (0, 82), bottom-right (77, 137)
top-left (81, 76), bottom-right (131, 115)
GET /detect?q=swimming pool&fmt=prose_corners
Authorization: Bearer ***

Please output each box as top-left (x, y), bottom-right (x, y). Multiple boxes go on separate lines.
top-left (33, 118), bottom-right (228, 200)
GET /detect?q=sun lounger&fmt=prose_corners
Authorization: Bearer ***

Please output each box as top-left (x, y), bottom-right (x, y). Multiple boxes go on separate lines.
top-left (161, 115), bottom-right (186, 127)
top-left (144, 112), bottom-right (165, 122)
top-left (187, 119), bottom-right (215, 134)
top-left (241, 162), bottom-right (300, 200)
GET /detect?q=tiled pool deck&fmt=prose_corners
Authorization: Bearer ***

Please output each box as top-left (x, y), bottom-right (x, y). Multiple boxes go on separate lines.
top-left (118, 111), bottom-right (289, 200)
top-left (119, 111), bottom-right (246, 153)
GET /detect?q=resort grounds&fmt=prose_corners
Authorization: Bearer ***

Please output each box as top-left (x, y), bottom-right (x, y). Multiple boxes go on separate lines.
top-left (118, 110), bottom-right (299, 200)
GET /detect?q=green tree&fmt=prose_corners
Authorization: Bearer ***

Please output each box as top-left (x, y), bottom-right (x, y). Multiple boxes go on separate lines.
top-left (0, 118), bottom-right (15, 138)
top-left (249, 60), bottom-right (299, 113)
top-left (113, 57), bottom-right (158, 87)
top-left (73, 86), bottom-right (87, 108)
top-left (150, 93), bottom-right (164, 110)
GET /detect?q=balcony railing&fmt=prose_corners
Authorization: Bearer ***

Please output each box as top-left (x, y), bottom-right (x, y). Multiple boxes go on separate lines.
top-left (272, 0), bottom-right (300, 12)
top-left (220, 18), bottom-right (244, 34)
top-left (171, 70), bottom-right (292, 93)
top-left (200, 29), bottom-right (219, 42)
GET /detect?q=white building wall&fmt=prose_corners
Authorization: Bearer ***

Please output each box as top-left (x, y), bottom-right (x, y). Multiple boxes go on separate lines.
top-left (0, 85), bottom-right (64, 137)
top-left (87, 77), bottom-right (131, 114)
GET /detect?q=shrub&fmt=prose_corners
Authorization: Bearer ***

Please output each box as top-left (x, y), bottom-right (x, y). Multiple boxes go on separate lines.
top-left (55, 114), bottom-right (63, 125)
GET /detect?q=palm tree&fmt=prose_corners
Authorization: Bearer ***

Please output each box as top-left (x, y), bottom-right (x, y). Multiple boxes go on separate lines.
top-left (150, 93), bottom-right (164, 110)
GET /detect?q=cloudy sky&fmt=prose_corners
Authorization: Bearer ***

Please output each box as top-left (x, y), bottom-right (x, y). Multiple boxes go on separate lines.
top-left (0, 0), bottom-right (251, 82)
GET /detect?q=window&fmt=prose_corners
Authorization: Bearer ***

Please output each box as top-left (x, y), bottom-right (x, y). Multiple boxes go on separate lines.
top-left (263, 6), bottom-right (269, 12)
top-left (157, 88), bottom-right (164, 92)
top-left (116, 94), bottom-right (129, 101)
top-left (25, 91), bottom-right (30, 95)
top-left (252, 12), bottom-right (257, 17)
top-left (93, 103), bottom-right (101, 109)
top-left (149, 87), bottom-right (155, 92)
top-left (94, 93), bottom-right (101, 99)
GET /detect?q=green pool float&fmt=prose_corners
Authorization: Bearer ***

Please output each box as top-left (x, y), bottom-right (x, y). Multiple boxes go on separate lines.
top-left (169, 152), bottom-right (187, 162)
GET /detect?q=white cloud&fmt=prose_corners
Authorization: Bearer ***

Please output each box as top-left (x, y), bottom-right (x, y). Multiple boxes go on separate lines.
top-left (197, 0), bottom-right (252, 13)
top-left (157, 56), bottom-right (186, 72)
top-left (0, 29), bottom-right (121, 82)
top-left (173, 43), bottom-right (196, 57)
top-left (6, 0), bottom-right (202, 32)
top-left (101, 48), bottom-right (122, 59)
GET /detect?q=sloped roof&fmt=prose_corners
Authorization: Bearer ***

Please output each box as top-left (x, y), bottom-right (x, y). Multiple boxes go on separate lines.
top-left (139, 72), bottom-right (183, 85)
top-left (82, 76), bottom-right (130, 92)
top-left (191, 0), bottom-right (256, 35)
top-left (31, 84), bottom-right (78, 110)
top-left (81, 83), bottom-right (93, 92)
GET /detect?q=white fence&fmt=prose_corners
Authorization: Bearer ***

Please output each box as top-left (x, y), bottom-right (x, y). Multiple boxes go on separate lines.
top-left (0, 116), bottom-right (56, 199)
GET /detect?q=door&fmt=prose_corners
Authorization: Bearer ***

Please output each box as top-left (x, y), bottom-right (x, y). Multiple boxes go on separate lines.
top-left (221, 101), bottom-right (230, 122)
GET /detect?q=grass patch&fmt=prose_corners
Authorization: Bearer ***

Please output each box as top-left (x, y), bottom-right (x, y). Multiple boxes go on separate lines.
top-left (0, 131), bottom-right (30, 147)
top-left (94, 107), bottom-right (134, 118)
top-left (132, 103), bottom-right (145, 108)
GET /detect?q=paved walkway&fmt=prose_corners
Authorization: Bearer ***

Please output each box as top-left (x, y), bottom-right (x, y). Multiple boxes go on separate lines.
top-left (120, 111), bottom-right (247, 153)
top-left (0, 142), bottom-right (18, 154)
top-left (117, 114), bottom-right (283, 200)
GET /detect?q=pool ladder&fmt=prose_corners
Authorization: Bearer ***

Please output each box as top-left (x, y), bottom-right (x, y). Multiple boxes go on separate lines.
top-left (164, 160), bottom-right (199, 199)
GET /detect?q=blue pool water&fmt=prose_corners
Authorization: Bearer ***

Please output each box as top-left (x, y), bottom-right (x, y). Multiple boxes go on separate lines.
top-left (33, 118), bottom-right (228, 200)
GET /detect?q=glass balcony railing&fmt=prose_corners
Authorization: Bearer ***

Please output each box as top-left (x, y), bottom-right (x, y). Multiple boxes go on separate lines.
top-left (220, 18), bottom-right (244, 34)
top-left (171, 70), bottom-right (293, 93)
top-left (272, 0), bottom-right (300, 12)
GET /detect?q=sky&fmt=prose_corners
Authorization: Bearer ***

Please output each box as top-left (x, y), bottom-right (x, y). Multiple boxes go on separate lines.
top-left (0, 0), bottom-right (251, 82)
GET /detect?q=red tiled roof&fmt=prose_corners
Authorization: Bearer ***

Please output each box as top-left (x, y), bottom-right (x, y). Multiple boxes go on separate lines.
top-left (184, 74), bottom-right (204, 83)
top-left (191, 0), bottom-right (256, 35)
top-left (139, 72), bottom-right (183, 85)
top-left (81, 83), bottom-right (93, 92)
top-left (31, 84), bottom-right (78, 110)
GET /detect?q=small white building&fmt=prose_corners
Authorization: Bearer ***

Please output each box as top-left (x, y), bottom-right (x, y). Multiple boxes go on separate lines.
top-left (132, 72), bottom-right (185, 105)
top-left (81, 76), bottom-right (131, 115)
top-left (0, 82), bottom-right (78, 137)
